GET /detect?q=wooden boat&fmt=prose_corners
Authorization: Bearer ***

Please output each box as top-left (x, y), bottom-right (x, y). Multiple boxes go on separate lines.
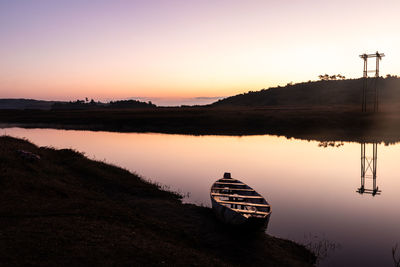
top-left (210, 172), bottom-right (271, 227)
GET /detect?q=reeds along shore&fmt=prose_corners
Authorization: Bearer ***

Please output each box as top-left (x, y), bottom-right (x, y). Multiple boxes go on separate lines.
top-left (1, 105), bottom-right (400, 143)
top-left (0, 136), bottom-right (315, 266)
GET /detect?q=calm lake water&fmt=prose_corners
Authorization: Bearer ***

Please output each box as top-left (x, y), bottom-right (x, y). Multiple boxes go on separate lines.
top-left (3, 127), bottom-right (400, 267)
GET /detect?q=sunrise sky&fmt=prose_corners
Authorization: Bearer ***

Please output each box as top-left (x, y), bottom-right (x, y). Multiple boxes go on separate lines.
top-left (1, 0), bottom-right (399, 102)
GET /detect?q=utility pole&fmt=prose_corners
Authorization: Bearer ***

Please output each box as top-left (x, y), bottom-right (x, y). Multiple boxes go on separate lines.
top-left (359, 51), bottom-right (384, 112)
top-left (358, 52), bottom-right (384, 196)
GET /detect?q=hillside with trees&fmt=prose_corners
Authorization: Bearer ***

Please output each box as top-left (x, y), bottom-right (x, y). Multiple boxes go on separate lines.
top-left (212, 76), bottom-right (400, 108)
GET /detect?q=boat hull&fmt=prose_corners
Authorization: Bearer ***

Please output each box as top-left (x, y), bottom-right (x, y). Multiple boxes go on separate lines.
top-left (211, 198), bottom-right (271, 228)
top-left (210, 174), bottom-right (271, 228)
top-left (211, 197), bottom-right (248, 225)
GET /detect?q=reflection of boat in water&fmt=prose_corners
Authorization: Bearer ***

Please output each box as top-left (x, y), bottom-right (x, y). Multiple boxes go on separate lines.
top-left (210, 173), bottom-right (271, 227)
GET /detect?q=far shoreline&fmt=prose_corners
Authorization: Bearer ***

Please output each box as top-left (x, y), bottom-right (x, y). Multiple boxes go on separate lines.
top-left (1, 105), bottom-right (400, 144)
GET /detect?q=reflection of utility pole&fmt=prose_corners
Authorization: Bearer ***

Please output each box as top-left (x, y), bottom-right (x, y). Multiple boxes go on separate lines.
top-left (359, 51), bottom-right (384, 112)
top-left (358, 142), bottom-right (381, 196)
top-left (357, 52), bottom-right (383, 196)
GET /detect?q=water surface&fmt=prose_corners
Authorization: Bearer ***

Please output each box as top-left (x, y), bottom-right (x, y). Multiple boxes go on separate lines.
top-left (3, 127), bottom-right (400, 267)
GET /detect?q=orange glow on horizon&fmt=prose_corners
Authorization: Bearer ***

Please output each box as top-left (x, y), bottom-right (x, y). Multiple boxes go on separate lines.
top-left (1, 1), bottom-right (400, 101)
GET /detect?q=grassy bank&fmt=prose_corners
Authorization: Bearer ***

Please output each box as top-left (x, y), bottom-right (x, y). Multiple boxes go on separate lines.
top-left (0, 136), bottom-right (315, 266)
top-left (2, 105), bottom-right (400, 143)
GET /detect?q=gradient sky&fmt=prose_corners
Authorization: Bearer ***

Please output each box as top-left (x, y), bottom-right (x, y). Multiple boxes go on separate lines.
top-left (1, 0), bottom-right (399, 101)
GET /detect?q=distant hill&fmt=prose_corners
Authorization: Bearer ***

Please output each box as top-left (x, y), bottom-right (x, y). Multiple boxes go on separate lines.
top-left (51, 99), bottom-right (156, 110)
top-left (130, 96), bottom-right (225, 106)
top-left (212, 77), bottom-right (400, 107)
top-left (0, 99), bottom-right (59, 110)
top-left (0, 98), bottom-right (156, 110)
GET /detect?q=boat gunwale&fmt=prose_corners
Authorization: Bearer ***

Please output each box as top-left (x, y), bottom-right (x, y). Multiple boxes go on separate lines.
top-left (210, 176), bottom-right (271, 222)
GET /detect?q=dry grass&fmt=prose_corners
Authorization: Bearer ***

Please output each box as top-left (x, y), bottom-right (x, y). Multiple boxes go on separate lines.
top-left (0, 136), bottom-right (315, 266)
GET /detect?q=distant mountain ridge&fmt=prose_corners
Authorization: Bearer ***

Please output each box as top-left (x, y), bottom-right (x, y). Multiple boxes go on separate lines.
top-left (0, 99), bottom-right (59, 110)
top-left (0, 98), bottom-right (155, 110)
top-left (4, 78), bottom-right (400, 110)
top-left (0, 97), bottom-right (223, 110)
top-left (130, 96), bottom-right (224, 106)
top-left (51, 99), bottom-right (155, 110)
top-left (212, 77), bottom-right (400, 107)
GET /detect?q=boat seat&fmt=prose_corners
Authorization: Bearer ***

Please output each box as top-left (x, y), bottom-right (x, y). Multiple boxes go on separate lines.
top-left (211, 193), bottom-right (263, 199)
top-left (214, 182), bottom-right (245, 186)
top-left (218, 178), bottom-right (240, 182)
top-left (231, 208), bottom-right (270, 216)
top-left (218, 200), bottom-right (270, 208)
top-left (212, 188), bottom-right (255, 192)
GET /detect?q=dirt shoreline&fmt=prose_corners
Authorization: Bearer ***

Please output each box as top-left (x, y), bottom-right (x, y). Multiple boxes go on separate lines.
top-left (0, 136), bottom-right (315, 266)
